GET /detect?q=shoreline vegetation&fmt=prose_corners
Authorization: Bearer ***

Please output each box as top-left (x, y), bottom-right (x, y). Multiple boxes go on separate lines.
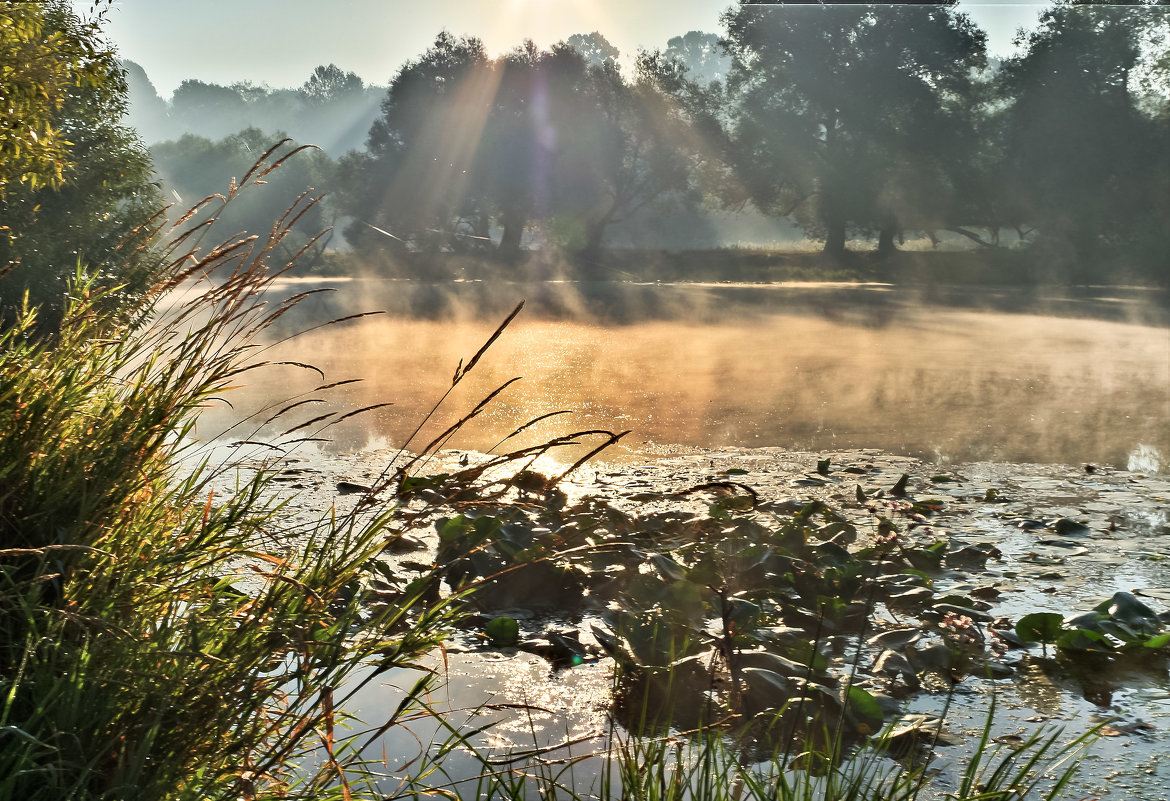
top-left (308, 246), bottom-right (1170, 288)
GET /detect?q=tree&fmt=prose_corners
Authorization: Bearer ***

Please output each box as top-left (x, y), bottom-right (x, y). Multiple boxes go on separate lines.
top-left (121, 58), bottom-right (177, 144)
top-left (547, 41), bottom-right (701, 261)
top-left (151, 129), bottom-right (338, 269)
top-left (996, 0), bottom-right (1169, 280)
top-left (663, 31), bottom-right (730, 87)
top-left (300, 63), bottom-right (364, 105)
top-left (296, 65), bottom-right (382, 155)
top-left (480, 41), bottom-right (544, 258)
top-left (0, 1), bottom-right (162, 322)
top-left (170, 79), bottom-right (251, 137)
top-left (721, 1), bottom-right (987, 255)
top-left (0, 2), bottom-right (114, 196)
top-left (565, 32), bottom-right (620, 69)
top-left (344, 32), bottom-right (495, 258)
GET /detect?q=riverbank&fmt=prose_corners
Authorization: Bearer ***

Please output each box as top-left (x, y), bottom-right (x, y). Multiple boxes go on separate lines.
top-left (306, 247), bottom-right (1170, 288)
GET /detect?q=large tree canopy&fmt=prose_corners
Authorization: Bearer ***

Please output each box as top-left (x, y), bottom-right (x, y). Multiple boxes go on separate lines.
top-left (342, 31), bottom-right (701, 266)
top-left (0, 2), bottom-right (114, 197)
top-left (1, 1), bottom-right (162, 321)
top-left (721, 1), bottom-right (987, 255)
top-left (994, 0), bottom-right (1170, 280)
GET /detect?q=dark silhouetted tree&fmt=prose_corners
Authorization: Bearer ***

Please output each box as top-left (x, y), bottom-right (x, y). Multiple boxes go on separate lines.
top-left (721, 1), bottom-right (987, 255)
top-left (996, 0), bottom-right (1169, 280)
top-left (344, 32), bottom-right (494, 258)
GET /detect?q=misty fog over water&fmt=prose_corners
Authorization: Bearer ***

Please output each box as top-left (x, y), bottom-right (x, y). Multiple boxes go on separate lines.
top-left (195, 280), bottom-right (1170, 472)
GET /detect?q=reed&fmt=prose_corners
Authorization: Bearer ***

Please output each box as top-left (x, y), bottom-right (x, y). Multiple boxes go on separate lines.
top-left (0, 141), bottom-right (456, 800)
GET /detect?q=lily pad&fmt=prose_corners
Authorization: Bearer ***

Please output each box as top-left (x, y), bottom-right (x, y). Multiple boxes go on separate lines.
top-left (485, 616), bottom-right (520, 646)
top-left (1015, 612), bottom-right (1063, 644)
top-left (1052, 518), bottom-right (1092, 537)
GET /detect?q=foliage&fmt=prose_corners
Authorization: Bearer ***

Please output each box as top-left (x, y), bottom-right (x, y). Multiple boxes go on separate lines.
top-left (0, 1), bottom-right (114, 196)
top-left (0, 154), bottom-right (455, 800)
top-left (124, 66), bottom-right (383, 153)
top-left (0, 1), bottom-right (163, 326)
top-left (151, 131), bottom-right (339, 269)
top-left (994, 0), bottom-right (1170, 282)
top-left (377, 451), bottom-right (1103, 799)
top-left (720, 1), bottom-right (988, 255)
top-left (343, 32), bottom-right (705, 265)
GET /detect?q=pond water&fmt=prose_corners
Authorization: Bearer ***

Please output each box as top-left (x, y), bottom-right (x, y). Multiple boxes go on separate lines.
top-left (196, 278), bottom-right (1170, 797)
top-left (198, 279), bottom-right (1170, 473)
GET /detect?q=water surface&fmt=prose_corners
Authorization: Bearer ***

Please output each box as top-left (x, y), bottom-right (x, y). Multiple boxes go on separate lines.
top-left (198, 279), bottom-right (1169, 471)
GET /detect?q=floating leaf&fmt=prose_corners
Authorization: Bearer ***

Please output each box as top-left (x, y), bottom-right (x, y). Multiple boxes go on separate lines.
top-left (651, 554), bottom-right (687, 583)
top-left (844, 685), bottom-right (885, 733)
top-left (1143, 633), bottom-right (1170, 649)
top-left (1052, 517), bottom-right (1091, 537)
top-left (727, 597), bottom-right (761, 625)
top-left (485, 616), bottom-right (520, 646)
top-left (436, 514), bottom-right (470, 542)
top-left (1056, 628), bottom-right (1113, 653)
top-left (856, 484), bottom-right (868, 504)
top-left (867, 628), bottom-right (922, 651)
top-left (816, 458), bottom-right (832, 476)
top-left (890, 474), bottom-right (910, 497)
top-left (1016, 612), bottom-right (1063, 644)
top-left (741, 667), bottom-right (791, 711)
top-left (1096, 591), bottom-right (1162, 636)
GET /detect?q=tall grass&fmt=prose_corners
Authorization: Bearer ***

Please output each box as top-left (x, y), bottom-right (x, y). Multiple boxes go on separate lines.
top-left (0, 141), bottom-right (455, 800)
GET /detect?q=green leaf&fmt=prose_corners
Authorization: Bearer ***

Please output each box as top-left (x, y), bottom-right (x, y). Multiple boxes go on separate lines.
top-left (1143, 633), bottom-right (1170, 649)
top-left (485, 616), bottom-right (520, 646)
top-left (844, 686), bottom-right (885, 734)
top-left (651, 553), bottom-right (687, 583)
top-left (1015, 612), bottom-right (1064, 644)
top-left (1056, 628), bottom-right (1113, 653)
top-left (436, 514), bottom-right (469, 542)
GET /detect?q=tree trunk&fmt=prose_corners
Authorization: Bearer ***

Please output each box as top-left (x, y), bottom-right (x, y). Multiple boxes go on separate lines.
top-left (824, 215), bottom-right (847, 256)
top-left (877, 224), bottom-right (898, 256)
top-left (579, 206), bottom-right (616, 272)
top-left (498, 211), bottom-right (525, 260)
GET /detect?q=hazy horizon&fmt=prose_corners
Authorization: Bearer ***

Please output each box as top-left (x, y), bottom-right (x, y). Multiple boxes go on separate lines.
top-left (79, 1), bottom-right (1045, 98)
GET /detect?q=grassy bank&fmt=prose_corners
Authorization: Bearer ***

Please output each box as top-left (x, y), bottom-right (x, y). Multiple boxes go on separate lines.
top-left (0, 177), bottom-right (456, 799)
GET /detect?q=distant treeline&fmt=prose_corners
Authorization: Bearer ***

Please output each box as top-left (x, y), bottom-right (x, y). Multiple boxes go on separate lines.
top-left (38, 2), bottom-right (1170, 289)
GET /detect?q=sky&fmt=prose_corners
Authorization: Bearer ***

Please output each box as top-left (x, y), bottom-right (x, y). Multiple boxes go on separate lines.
top-left (78, 1), bottom-right (1050, 98)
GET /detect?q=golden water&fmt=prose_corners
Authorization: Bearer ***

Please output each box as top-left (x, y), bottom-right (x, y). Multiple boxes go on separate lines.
top-left (197, 280), bottom-right (1169, 471)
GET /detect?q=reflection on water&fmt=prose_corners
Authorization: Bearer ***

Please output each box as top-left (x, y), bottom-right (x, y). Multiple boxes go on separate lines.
top-left (196, 280), bottom-right (1170, 470)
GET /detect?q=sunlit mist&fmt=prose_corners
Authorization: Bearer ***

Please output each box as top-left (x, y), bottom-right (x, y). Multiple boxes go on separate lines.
top-left (195, 281), bottom-right (1170, 471)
